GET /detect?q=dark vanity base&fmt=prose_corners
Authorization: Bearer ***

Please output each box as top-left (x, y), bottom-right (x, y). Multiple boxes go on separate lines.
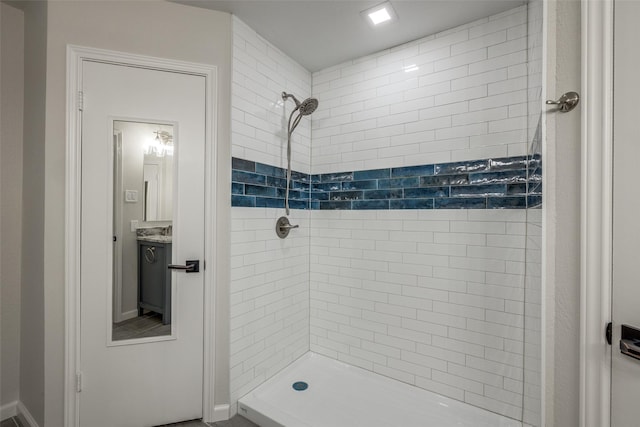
top-left (137, 240), bottom-right (172, 325)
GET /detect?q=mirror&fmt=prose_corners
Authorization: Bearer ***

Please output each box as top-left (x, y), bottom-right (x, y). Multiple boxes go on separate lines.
top-left (112, 120), bottom-right (175, 342)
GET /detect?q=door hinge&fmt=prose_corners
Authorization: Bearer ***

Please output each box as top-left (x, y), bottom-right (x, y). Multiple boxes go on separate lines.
top-left (76, 372), bottom-right (83, 392)
top-left (606, 322), bottom-right (613, 345)
top-left (77, 91), bottom-right (84, 111)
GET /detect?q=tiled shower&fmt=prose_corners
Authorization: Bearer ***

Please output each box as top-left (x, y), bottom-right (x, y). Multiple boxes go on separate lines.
top-left (230, 2), bottom-right (542, 425)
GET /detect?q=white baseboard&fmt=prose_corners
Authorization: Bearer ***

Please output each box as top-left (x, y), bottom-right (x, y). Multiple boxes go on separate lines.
top-left (17, 401), bottom-right (40, 427)
top-left (211, 404), bottom-right (230, 422)
top-left (121, 309), bottom-right (138, 321)
top-left (0, 401), bottom-right (18, 421)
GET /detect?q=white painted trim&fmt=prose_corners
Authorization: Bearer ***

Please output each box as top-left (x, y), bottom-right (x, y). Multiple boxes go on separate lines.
top-left (120, 309), bottom-right (138, 322)
top-left (65, 44), bottom-right (83, 427)
top-left (540, 1), bottom-right (550, 425)
top-left (64, 45), bottom-right (219, 426)
top-left (17, 401), bottom-right (40, 427)
top-left (112, 130), bottom-right (124, 323)
top-left (0, 401), bottom-right (18, 420)
top-left (212, 404), bottom-right (231, 422)
top-left (541, 1), bottom-right (556, 423)
top-left (580, 1), bottom-right (614, 427)
top-left (202, 46), bottom-right (220, 424)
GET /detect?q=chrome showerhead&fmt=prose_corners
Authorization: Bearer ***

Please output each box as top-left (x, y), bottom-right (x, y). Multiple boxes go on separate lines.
top-left (298, 97), bottom-right (318, 116)
top-left (282, 92), bottom-right (318, 116)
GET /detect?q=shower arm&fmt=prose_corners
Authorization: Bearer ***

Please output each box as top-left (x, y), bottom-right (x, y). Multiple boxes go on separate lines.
top-left (282, 92), bottom-right (301, 108)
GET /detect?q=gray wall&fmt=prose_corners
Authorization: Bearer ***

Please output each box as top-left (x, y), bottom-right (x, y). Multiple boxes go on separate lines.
top-left (20, 1), bottom-right (48, 425)
top-left (545, 0), bottom-right (581, 425)
top-left (42, 2), bottom-right (232, 424)
top-left (0, 1), bottom-right (24, 411)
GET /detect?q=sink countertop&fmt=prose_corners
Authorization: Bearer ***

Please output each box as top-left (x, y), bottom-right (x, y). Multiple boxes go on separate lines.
top-left (137, 235), bottom-right (172, 243)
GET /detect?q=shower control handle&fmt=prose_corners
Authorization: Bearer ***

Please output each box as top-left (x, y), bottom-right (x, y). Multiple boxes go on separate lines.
top-left (280, 224), bottom-right (299, 230)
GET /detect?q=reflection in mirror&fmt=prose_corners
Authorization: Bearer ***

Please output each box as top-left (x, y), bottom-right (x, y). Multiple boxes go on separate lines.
top-left (112, 120), bottom-right (174, 342)
top-left (143, 129), bottom-right (174, 221)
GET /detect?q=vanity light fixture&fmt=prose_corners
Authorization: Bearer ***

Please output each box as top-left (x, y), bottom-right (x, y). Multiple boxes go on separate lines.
top-left (145, 129), bottom-right (174, 157)
top-left (361, 1), bottom-right (397, 27)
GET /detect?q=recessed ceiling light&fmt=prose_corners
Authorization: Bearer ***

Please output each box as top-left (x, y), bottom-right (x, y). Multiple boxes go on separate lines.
top-left (369, 7), bottom-right (391, 25)
top-left (361, 2), bottom-right (397, 27)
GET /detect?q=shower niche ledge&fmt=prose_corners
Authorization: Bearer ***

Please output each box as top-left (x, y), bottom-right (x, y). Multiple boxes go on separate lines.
top-left (238, 352), bottom-right (524, 427)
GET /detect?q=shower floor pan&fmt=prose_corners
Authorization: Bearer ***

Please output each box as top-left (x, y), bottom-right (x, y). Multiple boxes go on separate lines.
top-left (238, 352), bottom-right (522, 427)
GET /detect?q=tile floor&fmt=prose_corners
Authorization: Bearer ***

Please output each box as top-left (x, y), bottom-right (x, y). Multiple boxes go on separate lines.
top-left (112, 312), bottom-right (171, 341)
top-left (210, 415), bottom-right (258, 427)
top-left (1, 417), bottom-right (23, 427)
top-left (1, 414), bottom-right (256, 427)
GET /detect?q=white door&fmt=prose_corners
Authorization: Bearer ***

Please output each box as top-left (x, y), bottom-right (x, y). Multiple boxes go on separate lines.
top-left (80, 60), bottom-right (206, 426)
top-left (612, 1), bottom-right (640, 425)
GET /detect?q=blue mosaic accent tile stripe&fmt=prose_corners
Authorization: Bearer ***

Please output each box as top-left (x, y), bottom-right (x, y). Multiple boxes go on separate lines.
top-left (231, 155), bottom-right (542, 210)
top-left (230, 158), bottom-right (310, 210)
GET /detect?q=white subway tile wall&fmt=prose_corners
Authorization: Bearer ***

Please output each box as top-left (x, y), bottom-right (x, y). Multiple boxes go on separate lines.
top-left (232, 17), bottom-right (312, 173)
top-left (310, 209), bottom-right (527, 419)
top-left (311, 5), bottom-right (529, 175)
top-left (230, 17), bottom-right (312, 413)
top-left (230, 208), bottom-right (310, 407)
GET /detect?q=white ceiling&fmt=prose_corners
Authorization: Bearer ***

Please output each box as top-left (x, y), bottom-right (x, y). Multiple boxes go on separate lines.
top-left (174, 0), bottom-right (526, 72)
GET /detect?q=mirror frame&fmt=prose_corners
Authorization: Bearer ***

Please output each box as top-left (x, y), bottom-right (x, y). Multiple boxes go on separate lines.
top-left (109, 117), bottom-right (179, 347)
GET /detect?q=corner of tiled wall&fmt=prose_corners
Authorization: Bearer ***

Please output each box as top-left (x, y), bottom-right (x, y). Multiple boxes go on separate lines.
top-left (229, 15), bottom-right (312, 413)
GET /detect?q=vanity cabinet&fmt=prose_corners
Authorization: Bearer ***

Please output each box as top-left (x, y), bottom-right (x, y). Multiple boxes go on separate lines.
top-left (137, 240), bottom-right (172, 324)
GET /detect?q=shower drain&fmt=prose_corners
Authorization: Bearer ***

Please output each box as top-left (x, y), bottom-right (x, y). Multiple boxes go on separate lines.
top-left (292, 381), bottom-right (308, 391)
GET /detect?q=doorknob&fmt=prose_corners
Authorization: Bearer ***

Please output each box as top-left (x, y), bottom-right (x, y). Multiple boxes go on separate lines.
top-left (620, 324), bottom-right (640, 361)
top-left (168, 260), bottom-right (200, 273)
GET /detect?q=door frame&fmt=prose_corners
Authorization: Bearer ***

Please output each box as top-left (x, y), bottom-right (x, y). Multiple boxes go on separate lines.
top-left (580, 0), bottom-right (614, 426)
top-left (64, 45), bottom-right (220, 426)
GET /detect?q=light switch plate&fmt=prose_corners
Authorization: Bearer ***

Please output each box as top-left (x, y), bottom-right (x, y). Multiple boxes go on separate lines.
top-left (125, 190), bottom-right (138, 203)
top-left (130, 220), bottom-right (138, 232)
